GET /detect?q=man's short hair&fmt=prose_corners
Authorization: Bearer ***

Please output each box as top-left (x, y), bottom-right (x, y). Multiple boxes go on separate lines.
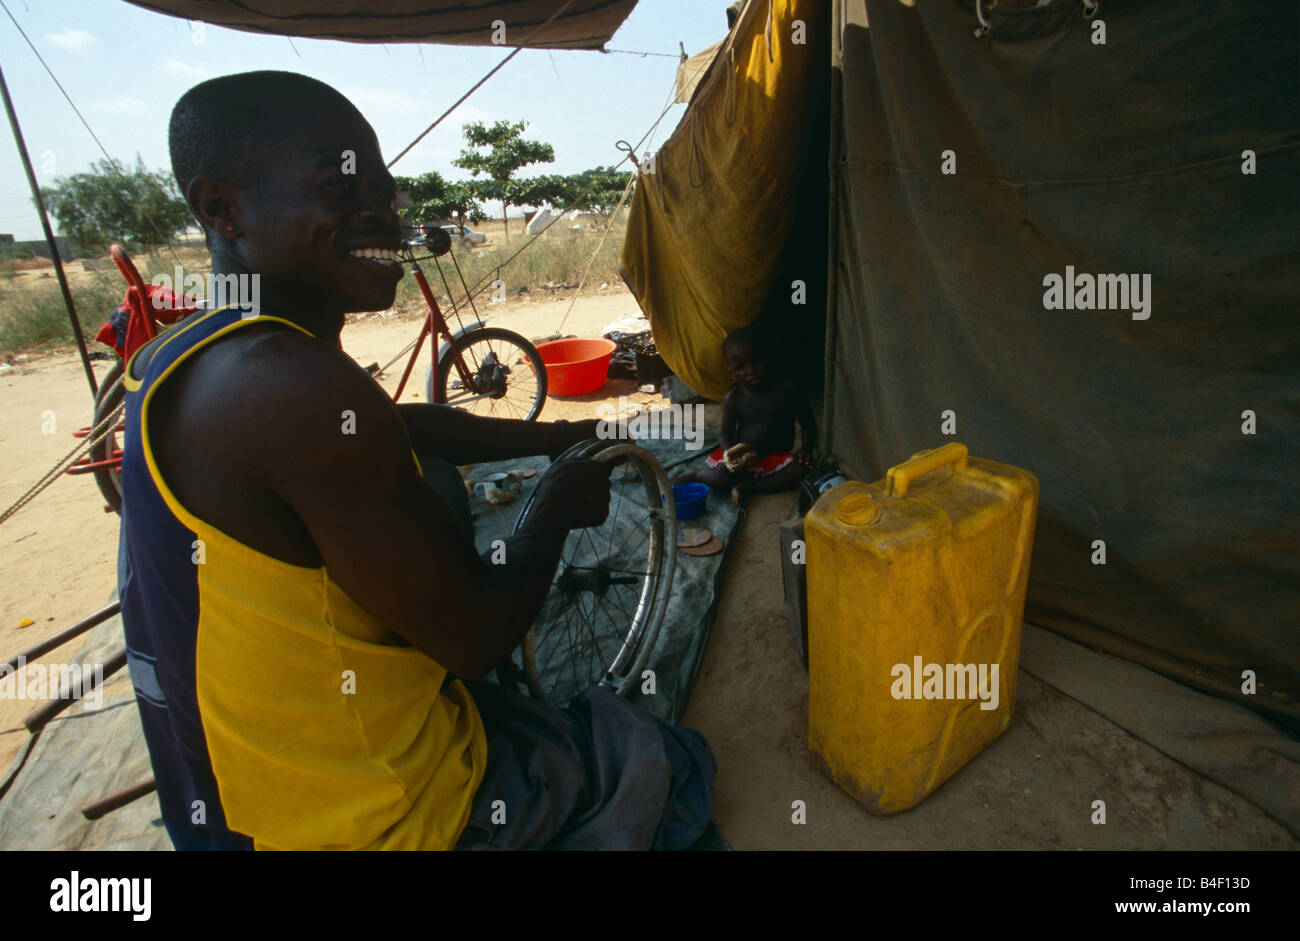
top-left (168, 70), bottom-right (358, 200)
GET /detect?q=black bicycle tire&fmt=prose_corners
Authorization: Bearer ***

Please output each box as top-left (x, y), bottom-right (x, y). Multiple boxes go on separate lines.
top-left (427, 326), bottom-right (547, 422)
top-left (89, 359), bottom-right (125, 514)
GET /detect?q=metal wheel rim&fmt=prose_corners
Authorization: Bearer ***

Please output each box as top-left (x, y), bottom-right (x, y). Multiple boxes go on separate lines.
top-left (510, 440), bottom-right (677, 704)
top-left (440, 331), bottom-right (546, 421)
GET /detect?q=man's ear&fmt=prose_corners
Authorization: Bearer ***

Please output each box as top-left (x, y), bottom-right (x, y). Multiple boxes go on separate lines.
top-left (187, 175), bottom-right (242, 241)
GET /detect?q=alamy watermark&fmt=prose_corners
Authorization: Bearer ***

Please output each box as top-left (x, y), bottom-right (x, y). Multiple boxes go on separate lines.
top-left (890, 657), bottom-right (1000, 711)
top-left (49, 871), bottom-right (150, 921)
top-left (1042, 266), bottom-right (1150, 320)
top-left (150, 267), bottom-right (260, 312)
top-left (595, 396), bottom-right (705, 451)
top-left (0, 656), bottom-right (105, 710)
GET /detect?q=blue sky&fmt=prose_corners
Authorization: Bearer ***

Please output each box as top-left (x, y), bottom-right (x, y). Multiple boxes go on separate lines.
top-left (0, 0), bottom-right (734, 239)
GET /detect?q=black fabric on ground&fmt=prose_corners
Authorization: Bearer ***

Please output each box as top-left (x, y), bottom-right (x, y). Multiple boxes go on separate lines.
top-left (826, 0), bottom-right (1299, 721)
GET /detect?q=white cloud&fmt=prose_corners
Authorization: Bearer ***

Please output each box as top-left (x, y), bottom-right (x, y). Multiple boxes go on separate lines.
top-left (91, 97), bottom-right (147, 115)
top-left (47, 29), bottom-right (99, 54)
top-left (157, 59), bottom-right (208, 79)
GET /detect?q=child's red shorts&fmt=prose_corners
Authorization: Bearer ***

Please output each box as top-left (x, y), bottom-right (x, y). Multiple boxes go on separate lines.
top-left (705, 448), bottom-right (795, 477)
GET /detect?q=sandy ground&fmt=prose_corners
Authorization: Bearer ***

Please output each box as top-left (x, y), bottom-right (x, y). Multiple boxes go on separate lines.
top-left (683, 494), bottom-right (1296, 850)
top-left (0, 286), bottom-right (655, 776)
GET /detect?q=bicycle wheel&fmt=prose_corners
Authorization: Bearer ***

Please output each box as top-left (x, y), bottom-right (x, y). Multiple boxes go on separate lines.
top-left (428, 326), bottom-right (547, 421)
top-left (89, 359), bottom-right (126, 514)
top-left (505, 439), bottom-right (677, 706)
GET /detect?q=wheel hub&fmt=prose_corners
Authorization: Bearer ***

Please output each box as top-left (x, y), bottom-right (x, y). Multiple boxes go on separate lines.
top-left (556, 562), bottom-right (638, 601)
top-left (469, 352), bottom-right (509, 398)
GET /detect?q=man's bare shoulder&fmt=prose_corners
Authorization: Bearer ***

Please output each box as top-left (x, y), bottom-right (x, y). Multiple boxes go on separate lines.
top-left (205, 324), bottom-right (350, 385)
top-left (176, 326), bottom-right (372, 416)
top-left (161, 323), bottom-right (403, 472)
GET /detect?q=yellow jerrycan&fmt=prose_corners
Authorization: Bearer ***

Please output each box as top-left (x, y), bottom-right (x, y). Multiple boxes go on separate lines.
top-left (806, 442), bottom-right (1038, 814)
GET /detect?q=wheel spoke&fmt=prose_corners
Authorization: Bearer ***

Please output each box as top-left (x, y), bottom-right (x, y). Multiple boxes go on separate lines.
top-left (440, 332), bottom-right (545, 421)
top-left (514, 444), bottom-right (674, 705)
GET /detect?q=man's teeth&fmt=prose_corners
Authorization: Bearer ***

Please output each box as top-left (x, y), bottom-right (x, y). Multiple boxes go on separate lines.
top-left (350, 248), bottom-right (398, 263)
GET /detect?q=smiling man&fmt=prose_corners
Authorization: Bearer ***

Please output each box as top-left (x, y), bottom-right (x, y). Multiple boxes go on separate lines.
top-left (117, 71), bottom-right (714, 850)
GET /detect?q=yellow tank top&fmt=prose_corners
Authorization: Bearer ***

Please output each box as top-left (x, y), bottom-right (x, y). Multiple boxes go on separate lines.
top-left (127, 306), bottom-right (486, 850)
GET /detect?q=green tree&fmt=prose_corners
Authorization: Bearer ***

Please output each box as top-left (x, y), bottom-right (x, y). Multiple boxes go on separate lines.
top-left (396, 170), bottom-right (456, 224)
top-left (41, 156), bottom-right (191, 252)
top-left (562, 167), bottom-right (634, 226)
top-left (513, 173), bottom-right (570, 221)
top-left (453, 120), bottom-right (555, 242)
top-left (447, 181), bottom-right (491, 226)
top-left (394, 172), bottom-right (491, 233)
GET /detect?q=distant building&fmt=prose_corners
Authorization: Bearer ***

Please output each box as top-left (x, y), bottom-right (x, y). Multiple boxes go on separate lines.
top-left (4, 237), bottom-right (79, 259)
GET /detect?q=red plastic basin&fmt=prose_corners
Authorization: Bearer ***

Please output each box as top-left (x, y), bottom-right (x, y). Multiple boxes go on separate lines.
top-left (535, 338), bottom-right (616, 396)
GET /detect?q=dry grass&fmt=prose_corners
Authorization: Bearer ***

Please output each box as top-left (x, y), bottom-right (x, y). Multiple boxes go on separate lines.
top-left (0, 245), bottom-right (210, 357)
top-left (0, 222), bottom-right (626, 357)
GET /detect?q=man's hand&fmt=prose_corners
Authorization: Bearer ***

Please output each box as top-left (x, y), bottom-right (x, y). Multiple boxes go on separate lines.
top-left (531, 457), bottom-right (613, 529)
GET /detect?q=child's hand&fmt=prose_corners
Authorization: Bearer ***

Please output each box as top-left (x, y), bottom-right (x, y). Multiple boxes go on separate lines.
top-left (795, 450), bottom-right (816, 468)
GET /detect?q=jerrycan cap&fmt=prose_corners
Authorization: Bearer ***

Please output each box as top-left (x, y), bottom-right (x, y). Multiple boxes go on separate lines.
top-left (836, 492), bottom-right (879, 526)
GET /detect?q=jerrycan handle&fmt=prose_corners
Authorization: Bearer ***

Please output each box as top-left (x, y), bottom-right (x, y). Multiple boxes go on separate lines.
top-left (887, 443), bottom-right (969, 497)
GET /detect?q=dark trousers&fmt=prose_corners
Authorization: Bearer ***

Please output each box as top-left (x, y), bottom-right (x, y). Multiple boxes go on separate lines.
top-left (456, 680), bottom-right (716, 851)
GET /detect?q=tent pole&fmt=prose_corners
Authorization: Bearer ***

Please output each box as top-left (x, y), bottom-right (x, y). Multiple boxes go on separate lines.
top-left (0, 59), bottom-right (97, 398)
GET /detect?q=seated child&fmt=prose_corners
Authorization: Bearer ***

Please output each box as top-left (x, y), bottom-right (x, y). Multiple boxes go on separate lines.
top-left (675, 325), bottom-right (817, 505)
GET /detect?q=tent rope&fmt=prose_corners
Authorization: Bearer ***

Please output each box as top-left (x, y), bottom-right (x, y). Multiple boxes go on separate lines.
top-left (387, 0), bottom-right (583, 169)
top-left (687, 116), bottom-right (706, 188)
top-left (0, 401), bottom-right (123, 527)
top-left (387, 48), bottom-right (521, 169)
top-left (0, 0), bottom-right (120, 171)
top-left (604, 49), bottom-right (682, 59)
top-left (554, 172), bottom-right (638, 334)
top-left (431, 79), bottom-right (685, 318)
top-left (723, 47), bottom-right (738, 126)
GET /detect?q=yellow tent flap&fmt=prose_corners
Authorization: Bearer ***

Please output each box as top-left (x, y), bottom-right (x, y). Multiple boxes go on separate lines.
top-left (619, 0), bottom-right (826, 402)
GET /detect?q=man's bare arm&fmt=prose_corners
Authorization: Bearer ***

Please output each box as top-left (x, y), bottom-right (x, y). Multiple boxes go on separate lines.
top-left (248, 336), bottom-right (607, 678)
top-left (396, 403), bottom-right (599, 464)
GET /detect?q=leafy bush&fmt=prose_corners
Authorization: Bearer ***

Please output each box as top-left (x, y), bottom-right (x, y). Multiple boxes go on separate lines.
top-left (41, 156), bottom-right (192, 254)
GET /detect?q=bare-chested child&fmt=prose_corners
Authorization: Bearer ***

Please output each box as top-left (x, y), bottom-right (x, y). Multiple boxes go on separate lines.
top-left (675, 325), bottom-right (817, 505)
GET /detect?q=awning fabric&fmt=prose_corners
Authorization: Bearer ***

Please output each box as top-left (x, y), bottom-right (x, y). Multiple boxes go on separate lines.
top-left (122, 0), bottom-right (638, 49)
top-left (620, 0), bottom-right (829, 402)
top-left (826, 0), bottom-right (1299, 723)
top-left (674, 41), bottom-right (722, 104)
